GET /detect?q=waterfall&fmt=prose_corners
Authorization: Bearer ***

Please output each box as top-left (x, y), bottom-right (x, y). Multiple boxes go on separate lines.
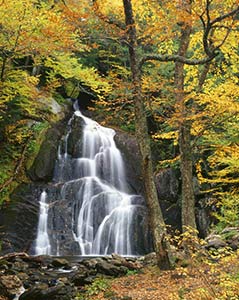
top-left (35, 108), bottom-right (148, 256)
top-left (35, 191), bottom-right (51, 255)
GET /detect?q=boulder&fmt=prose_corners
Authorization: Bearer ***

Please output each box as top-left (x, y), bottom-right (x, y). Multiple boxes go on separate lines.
top-left (139, 252), bottom-right (157, 266)
top-left (96, 259), bottom-right (128, 276)
top-left (67, 116), bottom-right (84, 158)
top-left (71, 274), bottom-right (88, 286)
top-left (38, 97), bottom-right (66, 118)
top-left (221, 227), bottom-right (239, 250)
top-left (28, 124), bottom-right (66, 182)
top-left (19, 280), bottom-right (76, 300)
top-left (205, 234), bottom-right (227, 249)
top-left (51, 258), bottom-right (70, 268)
top-left (0, 253), bottom-right (144, 300)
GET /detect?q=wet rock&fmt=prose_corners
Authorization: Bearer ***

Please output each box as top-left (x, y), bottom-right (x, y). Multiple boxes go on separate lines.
top-left (16, 272), bottom-right (30, 283)
top-left (114, 131), bottom-right (143, 195)
top-left (0, 275), bottom-right (22, 299)
top-left (109, 255), bottom-right (141, 270)
top-left (71, 274), bottom-right (86, 286)
top-left (0, 185), bottom-right (40, 255)
top-left (67, 116), bottom-right (84, 158)
top-left (19, 283), bottom-right (76, 300)
top-left (82, 258), bottom-right (98, 269)
top-left (71, 270), bottom-right (89, 287)
top-left (0, 254), bottom-right (144, 300)
top-left (51, 258), bottom-right (70, 268)
top-left (96, 259), bottom-right (128, 276)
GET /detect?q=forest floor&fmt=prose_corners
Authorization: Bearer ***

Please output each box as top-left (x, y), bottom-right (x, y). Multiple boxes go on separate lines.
top-left (80, 250), bottom-right (239, 300)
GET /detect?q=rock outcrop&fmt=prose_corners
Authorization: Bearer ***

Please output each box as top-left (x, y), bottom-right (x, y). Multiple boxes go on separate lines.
top-left (0, 112), bottom-right (151, 256)
top-left (0, 107), bottom-right (213, 256)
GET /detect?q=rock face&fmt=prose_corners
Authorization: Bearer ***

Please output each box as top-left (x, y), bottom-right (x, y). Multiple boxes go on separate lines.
top-left (155, 168), bottom-right (181, 230)
top-left (0, 112), bottom-right (151, 256)
top-left (155, 168), bottom-right (180, 201)
top-left (66, 116), bottom-right (84, 158)
top-left (155, 168), bottom-right (213, 236)
top-left (0, 184), bottom-right (41, 255)
top-left (0, 114), bottom-right (70, 255)
top-left (28, 99), bottom-right (71, 182)
top-left (28, 125), bottom-right (64, 182)
top-left (114, 130), bottom-right (144, 196)
top-left (0, 108), bottom-right (212, 256)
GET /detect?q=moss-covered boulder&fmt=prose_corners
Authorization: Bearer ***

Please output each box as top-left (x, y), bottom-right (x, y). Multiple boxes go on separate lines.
top-left (28, 124), bottom-right (65, 182)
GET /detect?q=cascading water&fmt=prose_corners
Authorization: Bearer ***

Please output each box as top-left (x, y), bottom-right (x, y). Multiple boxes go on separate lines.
top-left (34, 108), bottom-right (149, 256)
top-left (35, 190), bottom-right (51, 255)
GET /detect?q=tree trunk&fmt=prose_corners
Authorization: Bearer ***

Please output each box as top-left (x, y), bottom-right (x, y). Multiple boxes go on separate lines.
top-left (1, 56), bottom-right (7, 82)
top-left (179, 122), bottom-right (197, 231)
top-left (122, 0), bottom-right (173, 269)
top-left (174, 6), bottom-right (197, 232)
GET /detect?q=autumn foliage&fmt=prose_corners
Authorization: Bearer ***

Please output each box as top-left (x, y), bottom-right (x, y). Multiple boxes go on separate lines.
top-left (0, 0), bottom-right (239, 270)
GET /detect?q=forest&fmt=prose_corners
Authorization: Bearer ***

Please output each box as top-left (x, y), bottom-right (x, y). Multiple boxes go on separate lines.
top-left (0, 0), bottom-right (239, 299)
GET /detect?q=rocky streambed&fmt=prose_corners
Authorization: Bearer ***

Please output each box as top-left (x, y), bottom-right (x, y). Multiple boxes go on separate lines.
top-left (0, 253), bottom-right (144, 300)
top-left (1, 228), bottom-right (239, 300)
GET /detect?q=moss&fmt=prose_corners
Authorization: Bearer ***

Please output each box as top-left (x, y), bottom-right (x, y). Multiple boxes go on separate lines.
top-left (0, 121), bottom-right (56, 205)
top-left (25, 121), bottom-right (50, 171)
top-left (0, 144), bottom-right (23, 204)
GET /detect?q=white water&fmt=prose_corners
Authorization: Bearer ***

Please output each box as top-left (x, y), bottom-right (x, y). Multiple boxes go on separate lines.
top-left (71, 111), bottom-right (137, 255)
top-left (35, 108), bottom-right (146, 256)
top-left (35, 190), bottom-right (51, 255)
top-left (13, 286), bottom-right (25, 300)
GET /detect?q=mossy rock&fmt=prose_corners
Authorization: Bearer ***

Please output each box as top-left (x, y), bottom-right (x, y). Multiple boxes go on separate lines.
top-left (28, 121), bottom-right (67, 182)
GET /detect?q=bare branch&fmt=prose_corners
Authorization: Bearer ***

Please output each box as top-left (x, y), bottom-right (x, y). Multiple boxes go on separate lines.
top-left (201, 4), bottom-right (239, 56)
top-left (214, 28), bottom-right (232, 52)
top-left (139, 52), bottom-right (218, 69)
top-left (202, 0), bottom-right (214, 56)
top-left (211, 6), bottom-right (239, 25)
top-left (199, 14), bottom-right (206, 29)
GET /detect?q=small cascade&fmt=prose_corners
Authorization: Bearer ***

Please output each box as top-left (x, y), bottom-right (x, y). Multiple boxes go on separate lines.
top-left (35, 108), bottom-right (149, 256)
top-left (35, 191), bottom-right (51, 255)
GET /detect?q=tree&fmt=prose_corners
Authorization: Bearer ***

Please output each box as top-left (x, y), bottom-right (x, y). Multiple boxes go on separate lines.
top-left (173, 0), bottom-right (239, 232)
top-left (0, 0), bottom-right (111, 203)
top-left (136, 0), bottom-right (239, 234)
top-left (174, 1), bottom-right (197, 232)
top-left (88, 0), bottom-right (239, 264)
top-left (122, 0), bottom-right (173, 269)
